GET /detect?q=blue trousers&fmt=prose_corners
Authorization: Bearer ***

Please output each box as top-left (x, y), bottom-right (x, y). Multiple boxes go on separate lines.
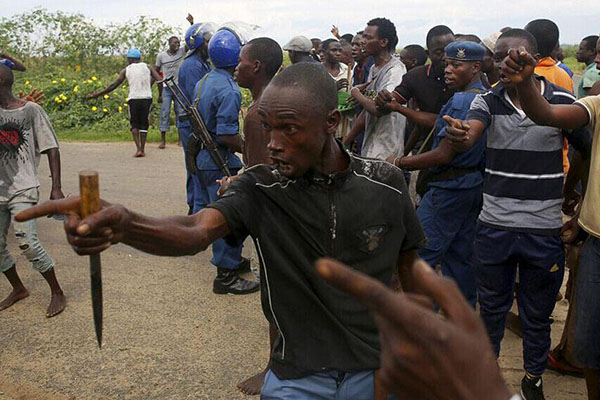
top-left (177, 123), bottom-right (195, 209)
top-left (193, 168), bottom-right (242, 270)
top-left (474, 224), bottom-right (565, 375)
top-left (159, 86), bottom-right (182, 132)
top-left (261, 369), bottom-right (398, 400)
top-left (416, 186), bottom-right (481, 307)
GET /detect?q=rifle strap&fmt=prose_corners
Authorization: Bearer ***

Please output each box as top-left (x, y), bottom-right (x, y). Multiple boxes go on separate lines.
top-left (193, 74), bottom-right (210, 110)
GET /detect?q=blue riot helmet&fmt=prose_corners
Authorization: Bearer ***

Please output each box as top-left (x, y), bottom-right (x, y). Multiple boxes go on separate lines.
top-left (127, 48), bottom-right (142, 59)
top-left (185, 23), bottom-right (205, 51)
top-left (0, 59), bottom-right (15, 69)
top-left (208, 28), bottom-right (242, 68)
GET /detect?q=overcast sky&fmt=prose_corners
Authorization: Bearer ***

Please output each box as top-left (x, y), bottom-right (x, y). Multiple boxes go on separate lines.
top-left (2, 0), bottom-right (600, 47)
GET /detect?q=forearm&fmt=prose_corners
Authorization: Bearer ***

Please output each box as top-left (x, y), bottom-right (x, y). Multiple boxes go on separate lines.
top-left (343, 111), bottom-right (365, 146)
top-left (353, 91), bottom-right (381, 116)
top-left (391, 104), bottom-right (437, 129)
top-left (218, 134), bottom-right (243, 153)
top-left (516, 77), bottom-right (555, 125)
top-left (0, 54), bottom-right (26, 71)
top-left (121, 211), bottom-right (216, 256)
top-left (398, 144), bottom-right (454, 170)
top-left (45, 148), bottom-right (62, 191)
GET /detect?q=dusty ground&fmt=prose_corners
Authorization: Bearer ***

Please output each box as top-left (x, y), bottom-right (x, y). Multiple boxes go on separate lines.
top-left (0, 142), bottom-right (588, 399)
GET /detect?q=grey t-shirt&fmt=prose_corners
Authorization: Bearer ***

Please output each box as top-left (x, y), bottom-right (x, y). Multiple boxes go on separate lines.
top-left (0, 102), bottom-right (59, 204)
top-left (156, 48), bottom-right (185, 83)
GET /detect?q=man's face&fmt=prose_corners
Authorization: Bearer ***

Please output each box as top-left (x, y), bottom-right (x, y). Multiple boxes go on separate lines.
top-left (312, 39), bottom-right (322, 51)
top-left (325, 41), bottom-right (343, 64)
top-left (576, 40), bottom-right (595, 64)
top-left (399, 49), bottom-right (416, 71)
top-left (494, 37), bottom-right (533, 87)
top-left (341, 44), bottom-right (353, 65)
top-left (351, 35), bottom-right (366, 62)
top-left (444, 59), bottom-right (480, 90)
top-left (235, 46), bottom-right (256, 89)
top-left (363, 25), bottom-right (384, 56)
top-left (259, 85), bottom-right (338, 178)
top-left (481, 48), bottom-right (494, 73)
top-left (169, 38), bottom-right (180, 53)
top-left (427, 34), bottom-right (454, 67)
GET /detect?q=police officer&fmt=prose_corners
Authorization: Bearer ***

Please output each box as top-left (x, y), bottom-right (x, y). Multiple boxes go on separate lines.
top-left (177, 23), bottom-right (213, 215)
top-left (193, 28), bottom-right (259, 294)
top-left (389, 41), bottom-right (488, 306)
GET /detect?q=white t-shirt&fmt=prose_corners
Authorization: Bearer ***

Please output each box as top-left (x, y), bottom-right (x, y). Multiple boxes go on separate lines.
top-left (362, 57), bottom-right (407, 160)
top-left (0, 102), bottom-right (59, 203)
top-left (125, 63), bottom-right (153, 100)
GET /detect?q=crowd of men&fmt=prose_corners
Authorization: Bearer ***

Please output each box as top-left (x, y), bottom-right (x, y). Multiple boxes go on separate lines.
top-left (1, 13), bottom-right (600, 400)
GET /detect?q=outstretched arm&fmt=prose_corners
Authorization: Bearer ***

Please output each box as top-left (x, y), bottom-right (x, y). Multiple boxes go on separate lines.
top-left (389, 138), bottom-right (456, 170)
top-left (503, 47), bottom-right (589, 130)
top-left (86, 69), bottom-right (126, 99)
top-left (443, 116), bottom-right (486, 152)
top-left (15, 197), bottom-right (231, 256)
top-left (0, 52), bottom-right (26, 71)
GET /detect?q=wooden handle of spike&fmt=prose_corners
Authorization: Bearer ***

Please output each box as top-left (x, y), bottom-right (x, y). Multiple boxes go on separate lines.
top-left (79, 171), bottom-right (101, 217)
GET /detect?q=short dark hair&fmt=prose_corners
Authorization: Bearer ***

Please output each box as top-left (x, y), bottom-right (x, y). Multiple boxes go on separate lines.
top-left (246, 37), bottom-right (283, 79)
top-left (524, 19), bottom-right (559, 57)
top-left (341, 34), bottom-right (354, 43)
top-left (426, 25), bottom-right (454, 48)
top-left (268, 63), bottom-right (337, 115)
top-left (403, 44), bottom-right (428, 66)
top-left (582, 35), bottom-right (599, 51)
top-left (322, 38), bottom-right (339, 51)
top-left (498, 28), bottom-right (538, 55)
top-left (454, 34), bottom-right (482, 44)
top-left (356, 30), bottom-right (364, 36)
top-left (168, 36), bottom-right (179, 44)
top-left (367, 17), bottom-right (398, 52)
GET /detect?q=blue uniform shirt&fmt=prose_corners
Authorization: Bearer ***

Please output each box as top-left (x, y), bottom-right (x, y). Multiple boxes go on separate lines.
top-left (177, 54), bottom-right (211, 128)
top-left (429, 80), bottom-right (487, 189)
top-left (194, 68), bottom-right (243, 171)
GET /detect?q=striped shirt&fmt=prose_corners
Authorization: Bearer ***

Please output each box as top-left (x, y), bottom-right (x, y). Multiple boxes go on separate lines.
top-left (467, 76), bottom-right (590, 235)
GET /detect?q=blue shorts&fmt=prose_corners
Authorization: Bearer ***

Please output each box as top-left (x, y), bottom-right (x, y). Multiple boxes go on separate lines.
top-left (574, 235), bottom-right (600, 369)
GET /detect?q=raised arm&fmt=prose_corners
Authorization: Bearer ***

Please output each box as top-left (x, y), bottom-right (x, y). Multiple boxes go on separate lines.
top-left (15, 198), bottom-right (231, 257)
top-left (86, 69), bottom-right (126, 99)
top-left (502, 47), bottom-right (589, 130)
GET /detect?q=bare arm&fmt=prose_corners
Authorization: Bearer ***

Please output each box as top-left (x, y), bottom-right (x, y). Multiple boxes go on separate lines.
top-left (590, 80), bottom-right (600, 96)
top-left (43, 148), bottom-right (64, 200)
top-left (351, 87), bottom-right (381, 116)
top-left (342, 111), bottom-right (365, 147)
top-left (443, 116), bottom-right (486, 152)
top-left (14, 197), bottom-right (231, 257)
top-left (394, 138), bottom-right (456, 170)
top-left (502, 48), bottom-right (589, 130)
top-left (87, 69), bottom-right (126, 98)
top-left (388, 102), bottom-right (437, 130)
top-left (218, 134), bottom-right (243, 153)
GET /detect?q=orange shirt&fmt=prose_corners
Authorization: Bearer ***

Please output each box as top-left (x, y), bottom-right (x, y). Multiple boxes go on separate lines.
top-left (535, 57), bottom-right (574, 175)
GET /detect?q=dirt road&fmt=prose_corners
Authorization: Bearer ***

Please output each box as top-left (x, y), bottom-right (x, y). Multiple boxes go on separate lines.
top-left (0, 142), bottom-right (587, 399)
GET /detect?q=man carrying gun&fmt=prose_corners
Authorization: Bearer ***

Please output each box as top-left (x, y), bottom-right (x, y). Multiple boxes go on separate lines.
top-left (189, 28), bottom-right (259, 295)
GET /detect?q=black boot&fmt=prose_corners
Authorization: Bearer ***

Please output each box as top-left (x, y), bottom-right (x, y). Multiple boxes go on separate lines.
top-left (213, 268), bottom-right (260, 295)
top-left (236, 257), bottom-right (252, 274)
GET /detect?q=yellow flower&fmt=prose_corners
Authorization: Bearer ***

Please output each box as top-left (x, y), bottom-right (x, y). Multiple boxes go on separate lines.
top-left (92, 106), bottom-right (97, 111)
top-left (103, 94), bottom-right (109, 99)
top-left (86, 79), bottom-right (93, 84)
top-left (124, 102), bottom-right (128, 106)
top-left (60, 94), bottom-right (67, 100)
top-left (103, 108), bottom-right (108, 112)
top-left (60, 78), bottom-right (66, 82)
top-left (73, 86), bottom-right (79, 93)
top-left (91, 76), bottom-right (97, 81)
top-left (54, 96), bottom-right (60, 102)
top-left (52, 80), bottom-right (57, 84)
top-left (75, 65), bottom-right (82, 72)
top-left (25, 80), bottom-right (30, 85)
top-left (118, 106), bottom-right (123, 112)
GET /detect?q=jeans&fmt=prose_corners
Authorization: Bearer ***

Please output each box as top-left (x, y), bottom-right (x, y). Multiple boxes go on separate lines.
top-left (261, 369), bottom-right (398, 400)
top-left (574, 235), bottom-right (600, 369)
top-left (159, 86), bottom-right (182, 133)
top-left (0, 201), bottom-right (54, 273)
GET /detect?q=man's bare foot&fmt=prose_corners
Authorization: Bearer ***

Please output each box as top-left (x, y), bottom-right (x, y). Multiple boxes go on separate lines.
top-left (237, 370), bottom-right (267, 395)
top-left (46, 291), bottom-right (66, 318)
top-left (134, 151), bottom-right (145, 157)
top-left (0, 288), bottom-right (29, 311)
top-left (158, 141), bottom-right (166, 149)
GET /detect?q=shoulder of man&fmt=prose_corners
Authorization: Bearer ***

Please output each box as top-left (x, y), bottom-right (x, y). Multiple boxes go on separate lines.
top-left (221, 165), bottom-right (284, 198)
top-left (351, 155), bottom-right (407, 196)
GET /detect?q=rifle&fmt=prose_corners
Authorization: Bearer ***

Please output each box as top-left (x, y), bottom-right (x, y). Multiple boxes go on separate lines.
top-left (161, 76), bottom-right (232, 177)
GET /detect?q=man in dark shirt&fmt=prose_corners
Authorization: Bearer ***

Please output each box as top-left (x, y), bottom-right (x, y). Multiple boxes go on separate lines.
top-left (376, 25), bottom-right (456, 154)
top-left (18, 63), bottom-right (425, 399)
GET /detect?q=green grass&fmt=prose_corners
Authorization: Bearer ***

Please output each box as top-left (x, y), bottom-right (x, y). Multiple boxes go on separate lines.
top-left (563, 56), bottom-right (585, 75)
top-left (58, 122), bottom-right (180, 143)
